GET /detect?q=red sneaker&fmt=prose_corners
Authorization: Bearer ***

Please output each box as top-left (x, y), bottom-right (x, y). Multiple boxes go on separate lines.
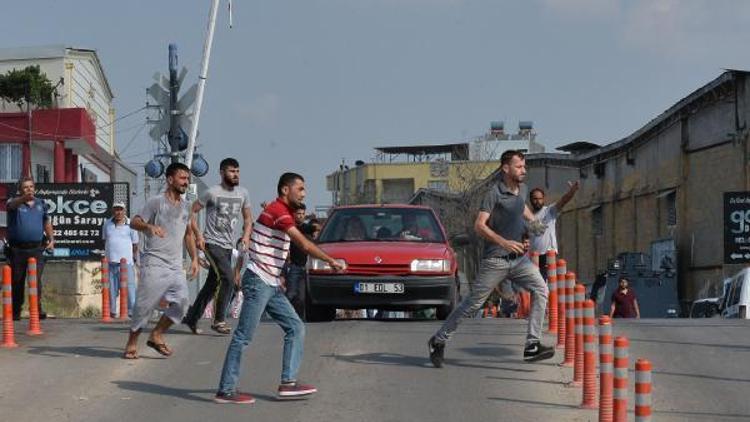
top-left (214, 391), bottom-right (256, 404)
top-left (277, 382), bottom-right (317, 398)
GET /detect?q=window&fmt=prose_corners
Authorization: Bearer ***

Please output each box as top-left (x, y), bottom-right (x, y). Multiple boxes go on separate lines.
top-left (666, 192), bottom-right (677, 226)
top-left (730, 276), bottom-right (744, 307)
top-left (0, 144), bottom-right (22, 182)
top-left (594, 162), bottom-right (606, 178)
top-left (428, 180), bottom-right (448, 192)
top-left (592, 206), bottom-right (603, 236)
top-left (35, 164), bottom-right (50, 183)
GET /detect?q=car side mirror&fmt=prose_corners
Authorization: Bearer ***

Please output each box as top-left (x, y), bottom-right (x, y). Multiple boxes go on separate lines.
top-left (450, 234), bottom-right (471, 247)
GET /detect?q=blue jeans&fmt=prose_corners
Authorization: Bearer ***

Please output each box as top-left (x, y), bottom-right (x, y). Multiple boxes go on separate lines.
top-left (284, 264), bottom-right (306, 318)
top-left (109, 262), bottom-right (136, 316)
top-left (217, 270), bottom-right (306, 394)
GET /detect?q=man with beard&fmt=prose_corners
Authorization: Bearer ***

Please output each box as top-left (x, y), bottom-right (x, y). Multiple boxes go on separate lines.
top-left (183, 158), bottom-right (253, 335)
top-left (528, 180), bottom-right (579, 278)
top-left (214, 172), bottom-right (344, 404)
top-left (123, 162), bottom-right (200, 359)
top-left (428, 150), bottom-right (555, 367)
top-left (284, 203), bottom-right (314, 318)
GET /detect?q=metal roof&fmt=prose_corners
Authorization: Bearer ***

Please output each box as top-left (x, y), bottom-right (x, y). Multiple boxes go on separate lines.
top-left (375, 143), bottom-right (469, 155)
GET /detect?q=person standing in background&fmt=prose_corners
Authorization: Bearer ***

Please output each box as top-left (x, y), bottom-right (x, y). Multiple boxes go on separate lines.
top-left (5, 176), bottom-right (54, 320)
top-left (102, 201), bottom-right (139, 317)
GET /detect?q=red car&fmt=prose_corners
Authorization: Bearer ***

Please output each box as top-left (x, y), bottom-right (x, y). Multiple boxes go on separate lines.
top-left (305, 204), bottom-right (463, 321)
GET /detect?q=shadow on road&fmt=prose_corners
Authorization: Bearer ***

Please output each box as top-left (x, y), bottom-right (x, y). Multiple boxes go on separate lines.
top-left (112, 381), bottom-right (214, 403)
top-left (654, 409), bottom-right (750, 420)
top-left (486, 375), bottom-right (565, 386)
top-left (321, 352), bottom-right (538, 373)
top-left (486, 396), bottom-right (581, 409)
top-left (27, 345), bottom-right (130, 359)
top-left (653, 369), bottom-right (750, 384)
top-left (628, 337), bottom-right (750, 351)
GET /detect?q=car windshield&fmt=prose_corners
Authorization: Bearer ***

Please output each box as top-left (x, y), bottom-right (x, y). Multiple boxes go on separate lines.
top-left (318, 208), bottom-right (445, 244)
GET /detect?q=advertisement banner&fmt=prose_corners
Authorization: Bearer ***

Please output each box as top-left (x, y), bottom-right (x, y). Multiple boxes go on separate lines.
top-left (724, 191), bottom-right (750, 264)
top-left (12, 183), bottom-right (118, 260)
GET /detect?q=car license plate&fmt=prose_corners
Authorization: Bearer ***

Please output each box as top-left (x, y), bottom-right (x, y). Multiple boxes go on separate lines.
top-left (355, 282), bottom-right (405, 294)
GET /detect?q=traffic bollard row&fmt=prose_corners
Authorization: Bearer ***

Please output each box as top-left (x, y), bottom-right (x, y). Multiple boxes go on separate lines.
top-left (572, 283), bottom-right (585, 384)
top-left (562, 272), bottom-right (576, 365)
top-left (546, 250), bottom-right (558, 334)
top-left (26, 258), bottom-right (42, 336)
top-left (556, 259), bottom-right (567, 347)
top-left (598, 315), bottom-right (614, 422)
top-left (1, 265), bottom-right (17, 348)
top-left (613, 337), bottom-right (629, 422)
top-left (101, 258), bottom-right (111, 323)
top-left (635, 359), bottom-right (653, 422)
top-left (581, 299), bottom-right (597, 408)
top-left (119, 258), bottom-right (129, 321)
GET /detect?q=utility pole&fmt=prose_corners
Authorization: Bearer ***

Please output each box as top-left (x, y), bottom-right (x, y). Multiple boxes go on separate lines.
top-left (185, 0), bottom-right (220, 170)
top-left (168, 44), bottom-right (181, 163)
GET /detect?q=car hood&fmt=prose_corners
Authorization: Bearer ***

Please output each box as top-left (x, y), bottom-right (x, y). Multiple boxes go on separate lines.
top-left (318, 241), bottom-right (451, 266)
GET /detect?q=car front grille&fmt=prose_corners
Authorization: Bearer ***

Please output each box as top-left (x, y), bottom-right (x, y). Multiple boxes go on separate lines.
top-left (345, 263), bottom-right (411, 276)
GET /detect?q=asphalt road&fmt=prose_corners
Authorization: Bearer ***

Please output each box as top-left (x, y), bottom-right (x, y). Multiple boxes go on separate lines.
top-left (1, 317), bottom-right (749, 422)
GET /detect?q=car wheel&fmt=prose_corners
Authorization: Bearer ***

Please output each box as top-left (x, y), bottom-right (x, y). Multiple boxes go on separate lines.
top-left (436, 279), bottom-right (459, 320)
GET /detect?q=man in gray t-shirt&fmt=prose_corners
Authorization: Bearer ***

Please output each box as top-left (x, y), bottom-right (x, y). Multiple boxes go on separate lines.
top-left (429, 150), bottom-right (555, 367)
top-left (183, 158), bottom-right (253, 335)
top-left (124, 163), bottom-right (199, 360)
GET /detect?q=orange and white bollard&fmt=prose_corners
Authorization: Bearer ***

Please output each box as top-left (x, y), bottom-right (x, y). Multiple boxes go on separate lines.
top-left (119, 258), bottom-right (128, 321)
top-left (26, 258), bottom-right (43, 335)
top-left (2, 265), bottom-right (18, 348)
top-left (613, 337), bottom-right (629, 422)
top-left (599, 316), bottom-right (613, 422)
top-left (546, 251), bottom-right (558, 334)
top-left (101, 258), bottom-right (111, 323)
top-left (562, 272), bottom-right (576, 365)
top-left (581, 299), bottom-right (597, 409)
top-left (635, 358), bottom-right (653, 422)
top-left (571, 283), bottom-right (585, 383)
top-left (556, 259), bottom-right (567, 348)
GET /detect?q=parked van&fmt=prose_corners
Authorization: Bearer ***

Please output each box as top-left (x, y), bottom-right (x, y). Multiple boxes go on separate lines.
top-left (721, 268), bottom-right (750, 319)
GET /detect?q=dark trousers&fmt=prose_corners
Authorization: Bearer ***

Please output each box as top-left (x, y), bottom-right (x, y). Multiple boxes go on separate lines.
top-left (7, 246), bottom-right (46, 319)
top-left (538, 254), bottom-right (548, 282)
top-left (284, 264), bottom-right (306, 319)
top-left (185, 243), bottom-right (235, 325)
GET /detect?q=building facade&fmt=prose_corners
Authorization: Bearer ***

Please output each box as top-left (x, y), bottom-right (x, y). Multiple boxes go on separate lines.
top-left (413, 70), bottom-right (750, 310)
top-left (326, 121), bottom-right (546, 205)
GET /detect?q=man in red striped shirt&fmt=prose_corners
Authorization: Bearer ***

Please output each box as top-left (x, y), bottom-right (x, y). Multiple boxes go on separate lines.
top-left (215, 172), bottom-right (344, 405)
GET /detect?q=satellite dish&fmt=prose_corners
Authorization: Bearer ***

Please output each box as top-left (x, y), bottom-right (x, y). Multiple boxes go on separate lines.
top-left (145, 159), bottom-right (165, 178)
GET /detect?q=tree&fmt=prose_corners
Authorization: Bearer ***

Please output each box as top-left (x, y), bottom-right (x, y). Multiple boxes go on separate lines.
top-left (0, 65), bottom-right (55, 110)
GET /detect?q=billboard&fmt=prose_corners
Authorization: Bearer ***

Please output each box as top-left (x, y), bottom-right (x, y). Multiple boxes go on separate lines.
top-left (6, 183), bottom-right (126, 260)
top-left (724, 191), bottom-right (750, 264)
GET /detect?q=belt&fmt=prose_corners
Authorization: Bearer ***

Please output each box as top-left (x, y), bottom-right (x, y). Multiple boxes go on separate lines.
top-left (9, 241), bottom-right (43, 249)
top-left (502, 252), bottom-right (523, 260)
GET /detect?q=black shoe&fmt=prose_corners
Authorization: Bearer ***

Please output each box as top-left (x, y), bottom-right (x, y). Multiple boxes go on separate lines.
top-left (523, 342), bottom-right (555, 362)
top-left (182, 317), bottom-right (201, 335)
top-left (428, 336), bottom-right (445, 368)
top-left (12, 314), bottom-right (20, 321)
top-left (39, 312), bottom-right (47, 320)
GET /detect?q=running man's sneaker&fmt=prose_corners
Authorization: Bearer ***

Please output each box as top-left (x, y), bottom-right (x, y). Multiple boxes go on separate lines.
top-left (428, 336), bottom-right (445, 368)
top-left (523, 342), bottom-right (555, 362)
top-left (214, 391), bottom-right (256, 404)
top-left (277, 382), bottom-right (317, 398)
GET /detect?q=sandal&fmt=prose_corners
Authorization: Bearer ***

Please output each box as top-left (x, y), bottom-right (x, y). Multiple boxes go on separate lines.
top-left (211, 322), bottom-right (231, 335)
top-left (146, 340), bottom-right (173, 356)
top-left (123, 350), bottom-right (139, 360)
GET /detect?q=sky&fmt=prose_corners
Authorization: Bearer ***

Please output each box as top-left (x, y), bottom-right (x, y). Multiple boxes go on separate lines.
top-left (3, 0), bottom-right (750, 210)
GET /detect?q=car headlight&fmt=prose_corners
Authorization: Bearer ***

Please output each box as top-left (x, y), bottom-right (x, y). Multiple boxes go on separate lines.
top-left (308, 258), bottom-right (347, 272)
top-left (410, 259), bottom-right (450, 273)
